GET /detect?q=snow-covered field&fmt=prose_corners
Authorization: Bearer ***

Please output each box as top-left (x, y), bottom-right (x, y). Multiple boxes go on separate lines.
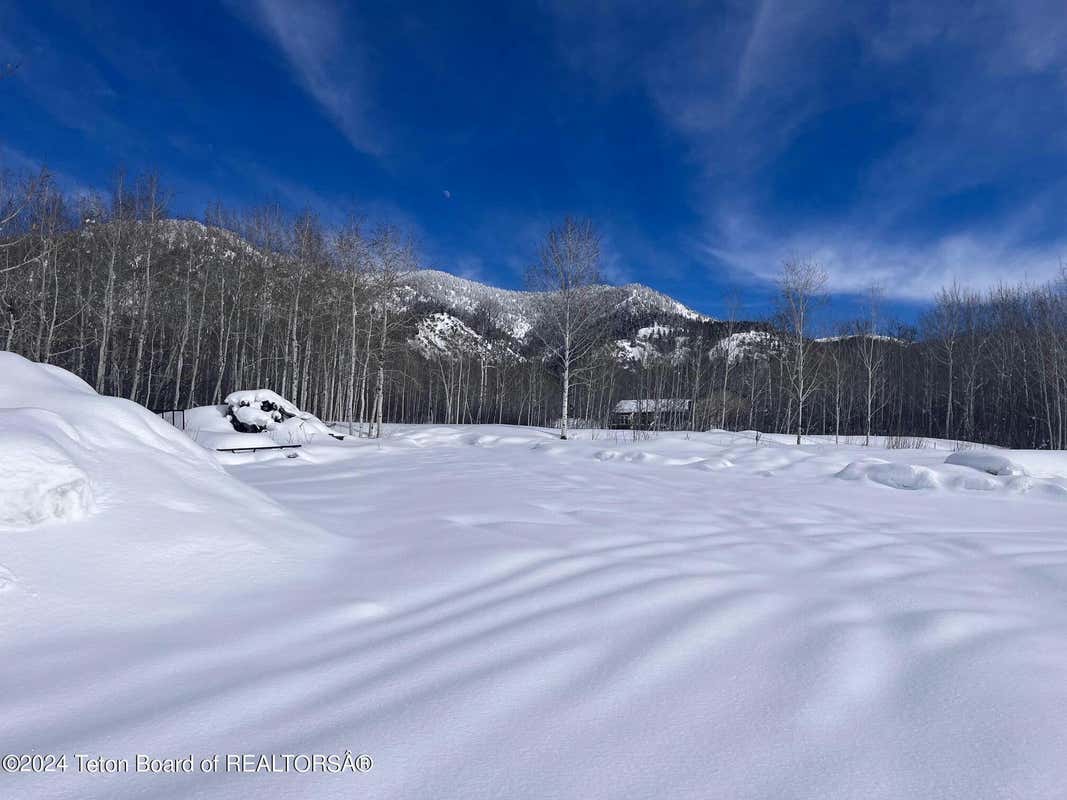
top-left (4, 354), bottom-right (1067, 799)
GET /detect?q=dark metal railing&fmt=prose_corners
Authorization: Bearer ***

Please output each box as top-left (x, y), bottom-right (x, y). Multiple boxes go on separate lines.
top-left (154, 408), bottom-right (187, 431)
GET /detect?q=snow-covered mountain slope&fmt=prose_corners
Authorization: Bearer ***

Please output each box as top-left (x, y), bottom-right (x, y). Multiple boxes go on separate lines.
top-left (711, 330), bottom-right (783, 363)
top-left (107, 220), bottom-right (723, 361)
top-left (614, 322), bottom-right (692, 363)
top-left (815, 333), bottom-right (907, 345)
top-left (148, 221), bottom-right (713, 339)
top-left (402, 268), bottom-right (712, 342)
top-left (413, 311), bottom-right (510, 359)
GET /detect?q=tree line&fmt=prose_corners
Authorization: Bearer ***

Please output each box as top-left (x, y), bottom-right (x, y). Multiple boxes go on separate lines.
top-left (2, 168), bottom-right (1065, 448)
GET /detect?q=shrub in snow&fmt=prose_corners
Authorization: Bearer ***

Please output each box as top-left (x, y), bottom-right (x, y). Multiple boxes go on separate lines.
top-left (223, 389), bottom-right (338, 440)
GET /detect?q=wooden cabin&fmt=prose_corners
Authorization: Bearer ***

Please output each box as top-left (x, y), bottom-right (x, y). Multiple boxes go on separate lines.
top-left (609, 399), bottom-right (691, 430)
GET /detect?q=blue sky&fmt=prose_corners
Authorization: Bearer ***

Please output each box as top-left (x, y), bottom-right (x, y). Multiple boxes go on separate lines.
top-left (2, 0), bottom-right (1066, 320)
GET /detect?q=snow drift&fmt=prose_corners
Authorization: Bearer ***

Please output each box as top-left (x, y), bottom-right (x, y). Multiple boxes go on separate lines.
top-left (945, 450), bottom-right (1027, 476)
top-left (0, 354), bottom-right (218, 468)
top-left (7, 386), bottom-right (1067, 800)
top-left (0, 410), bottom-right (93, 526)
top-left (0, 353), bottom-right (219, 528)
top-left (0, 351), bottom-right (335, 613)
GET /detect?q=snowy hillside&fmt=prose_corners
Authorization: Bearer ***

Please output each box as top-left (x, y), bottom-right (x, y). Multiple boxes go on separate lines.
top-left (412, 311), bottom-right (521, 360)
top-left (128, 221), bottom-right (717, 359)
top-left (402, 268), bottom-right (712, 342)
top-left (146, 222), bottom-right (714, 340)
top-left (614, 322), bottom-right (692, 363)
top-left (711, 329), bottom-right (782, 363)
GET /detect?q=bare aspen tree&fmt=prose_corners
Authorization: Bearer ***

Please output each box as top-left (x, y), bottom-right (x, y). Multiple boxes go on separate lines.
top-left (0, 169), bottom-right (50, 278)
top-left (526, 217), bottom-right (606, 440)
top-left (958, 289), bottom-right (991, 440)
top-left (368, 226), bottom-right (413, 438)
top-left (854, 284), bottom-right (885, 446)
top-left (129, 174), bottom-right (167, 403)
top-left (27, 177), bottom-right (65, 364)
top-left (777, 259), bottom-right (828, 445)
top-left (923, 282), bottom-right (963, 438)
top-left (94, 176), bottom-right (129, 393)
top-left (827, 333), bottom-right (845, 444)
top-left (336, 217), bottom-right (369, 436)
top-left (719, 292), bottom-right (742, 430)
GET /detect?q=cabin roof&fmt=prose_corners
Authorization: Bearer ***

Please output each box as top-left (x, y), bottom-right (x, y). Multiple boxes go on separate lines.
top-left (613, 399), bottom-right (691, 413)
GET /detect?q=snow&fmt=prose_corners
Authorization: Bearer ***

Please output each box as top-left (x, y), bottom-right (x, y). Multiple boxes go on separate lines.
top-left (838, 458), bottom-right (948, 490)
top-left (180, 399), bottom-right (338, 453)
top-left (614, 323), bottom-right (694, 365)
top-left (183, 402), bottom-right (275, 450)
top-left (0, 410), bottom-right (94, 527)
top-left (815, 333), bottom-right (906, 345)
top-left (613, 398), bottom-right (691, 413)
top-left (711, 329), bottom-right (781, 363)
top-left (945, 450), bottom-right (1027, 476)
top-left (636, 322), bottom-right (673, 339)
top-left (5, 369), bottom-right (1067, 799)
top-left (403, 269), bottom-right (712, 344)
top-left (411, 311), bottom-right (520, 361)
top-left (224, 389), bottom-right (309, 420)
top-left (613, 337), bottom-right (653, 362)
top-left (835, 451), bottom-right (1052, 493)
top-left (171, 390), bottom-right (341, 451)
top-left (0, 354), bottom-right (342, 789)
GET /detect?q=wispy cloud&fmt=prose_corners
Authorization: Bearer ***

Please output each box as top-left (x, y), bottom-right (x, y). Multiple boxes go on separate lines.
top-left (550, 0), bottom-right (1067, 300)
top-left (705, 223), bottom-right (1067, 301)
top-left (228, 0), bottom-right (385, 159)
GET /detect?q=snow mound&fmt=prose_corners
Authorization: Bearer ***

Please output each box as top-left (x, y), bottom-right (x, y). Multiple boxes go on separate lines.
top-left (0, 410), bottom-right (94, 527)
top-left (183, 403), bottom-right (239, 433)
top-left (182, 403), bottom-right (280, 450)
top-left (223, 389), bottom-right (336, 441)
top-left (0, 354), bottom-right (220, 466)
top-left (0, 351), bottom-right (337, 619)
top-left (837, 453), bottom-right (1066, 498)
top-left (0, 352), bottom-right (225, 531)
top-left (838, 459), bottom-right (941, 490)
top-left (226, 388), bottom-right (314, 425)
top-left (945, 450), bottom-right (1027, 476)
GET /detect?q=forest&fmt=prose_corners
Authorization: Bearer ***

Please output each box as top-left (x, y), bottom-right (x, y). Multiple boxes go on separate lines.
top-left (2, 168), bottom-right (1065, 449)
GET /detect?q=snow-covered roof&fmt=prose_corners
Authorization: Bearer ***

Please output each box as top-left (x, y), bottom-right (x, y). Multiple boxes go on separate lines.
top-left (613, 399), bottom-right (691, 413)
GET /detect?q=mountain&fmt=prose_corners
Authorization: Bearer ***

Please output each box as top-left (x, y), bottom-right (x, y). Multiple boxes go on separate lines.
top-left (114, 220), bottom-right (728, 364)
top-left (401, 268), bottom-right (712, 342)
top-left (399, 267), bottom-right (726, 365)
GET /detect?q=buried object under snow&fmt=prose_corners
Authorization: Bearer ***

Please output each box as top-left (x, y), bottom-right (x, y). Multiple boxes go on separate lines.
top-left (223, 389), bottom-right (342, 440)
